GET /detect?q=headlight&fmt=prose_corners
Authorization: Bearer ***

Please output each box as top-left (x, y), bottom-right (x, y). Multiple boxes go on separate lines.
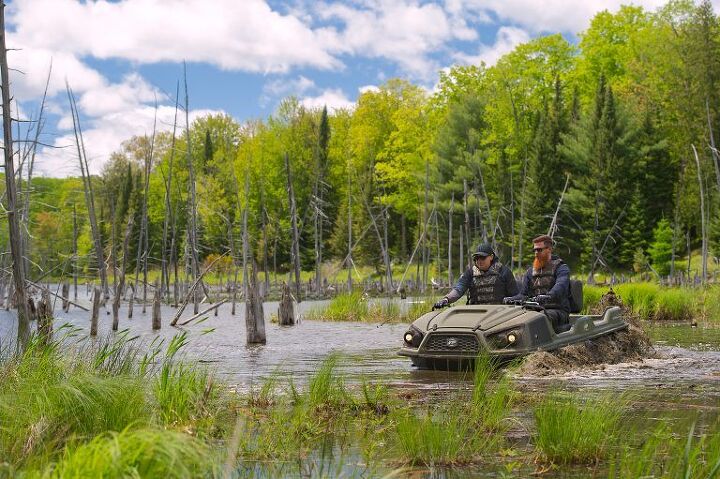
top-left (487, 328), bottom-right (522, 349)
top-left (403, 326), bottom-right (423, 348)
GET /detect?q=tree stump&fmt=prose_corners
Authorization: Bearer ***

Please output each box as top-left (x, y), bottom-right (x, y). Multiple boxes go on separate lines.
top-left (90, 287), bottom-right (100, 336)
top-left (37, 290), bottom-right (53, 343)
top-left (152, 279), bottom-right (161, 330)
top-left (27, 297), bottom-right (37, 321)
top-left (245, 264), bottom-right (266, 344)
top-left (278, 282), bottom-right (295, 326)
top-left (61, 282), bottom-right (70, 312)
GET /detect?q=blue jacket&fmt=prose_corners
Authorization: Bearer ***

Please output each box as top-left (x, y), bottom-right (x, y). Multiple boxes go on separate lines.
top-left (517, 256), bottom-right (571, 313)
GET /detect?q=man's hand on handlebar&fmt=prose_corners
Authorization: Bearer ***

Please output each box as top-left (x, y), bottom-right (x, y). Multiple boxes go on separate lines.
top-left (532, 294), bottom-right (552, 304)
top-left (432, 297), bottom-right (450, 310)
top-left (503, 296), bottom-right (525, 305)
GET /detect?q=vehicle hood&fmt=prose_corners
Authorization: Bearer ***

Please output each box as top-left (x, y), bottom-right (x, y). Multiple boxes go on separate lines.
top-left (413, 304), bottom-right (531, 332)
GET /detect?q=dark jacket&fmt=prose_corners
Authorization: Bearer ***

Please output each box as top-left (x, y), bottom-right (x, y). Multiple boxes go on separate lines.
top-left (517, 255), bottom-right (570, 313)
top-left (446, 259), bottom-right (519, 305)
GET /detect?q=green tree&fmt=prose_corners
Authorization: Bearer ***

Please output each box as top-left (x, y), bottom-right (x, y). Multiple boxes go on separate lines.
top-left (649, 218), bottom-right (674, 276)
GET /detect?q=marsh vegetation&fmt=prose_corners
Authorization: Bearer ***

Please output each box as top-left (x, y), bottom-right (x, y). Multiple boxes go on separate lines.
top-left (1, 327), bottom-right (718, 478)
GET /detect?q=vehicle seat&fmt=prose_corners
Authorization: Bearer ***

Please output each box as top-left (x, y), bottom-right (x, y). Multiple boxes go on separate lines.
top-left (569, 280), bottom-right (583, 314)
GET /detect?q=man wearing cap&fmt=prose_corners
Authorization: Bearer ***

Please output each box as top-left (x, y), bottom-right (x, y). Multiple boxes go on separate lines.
top-left (507, 234), bottom-right (571, 331)
top-left (433, 243), bottom-right (518, 309)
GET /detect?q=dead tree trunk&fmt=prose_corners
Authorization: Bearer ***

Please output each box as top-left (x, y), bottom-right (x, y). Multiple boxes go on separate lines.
top-left (141, 107), bottom-right (157, 314)
top-left (161, 83), bottom-right (179, 301)
top-left (21, 65), bottom-right (51, 279)
top-left (61, 282), bottom-right (70, 313)
top-left (183, 63), bottom-right (204, 304)
top-left (36, 290), bottom-right (52, 344)
top-left (692, 144), bottom-right (708, 283)
top-left (285, 153), bottom-right (302, 302)
top-left (245, 261), bottom-right (266, 344)
top-left (347, 171), bottom-right (353, 290)
top-left (113, 216), bottom-right (133, 330)
top-left (278, 282), bottom-right (295, 326)
top-left (90, 287), bottom-right (100, 336)
top-left (0, 2), bottom-right (30, 349)
top-left (226, 217), bottom-right (238, 315)
top-left (73, 204), bottom-right (78, 300)
top-left (152, 278), bottom-right (161, 330)
top-left (66, 84), bottom-right (108, 298)
top-left (448, 194), bottom-right (454, 286)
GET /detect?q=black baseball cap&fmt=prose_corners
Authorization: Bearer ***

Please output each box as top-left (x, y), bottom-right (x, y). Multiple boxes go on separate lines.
top-left (472, 243), bottom-right (495, 258)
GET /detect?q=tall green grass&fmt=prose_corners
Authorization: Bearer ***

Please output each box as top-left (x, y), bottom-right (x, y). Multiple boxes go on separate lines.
top-left (304, 292), bottom-right (436, 323)
top-left (609, 421), bottom-right (720, 478)
top-left (583, 283), bottom-right (696, 321)
top-left (305, 291), bottom-right (369, 321)
top-left (533, 393), bottom-right (623, 464)
top-left (46, 427), bottom-right (212, 478)
top-left (393, 406), bottom-right (479, 466)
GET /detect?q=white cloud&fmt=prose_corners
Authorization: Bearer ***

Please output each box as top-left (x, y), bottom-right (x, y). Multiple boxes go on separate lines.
top-left (35, 104), bottom-right (223, 178)
top-left (300, 89), bottom-right (354, 112)
top-left (265, 76), bottom-right (316, 97)
top-left (317, 1), bottom-right (468, 78)
top-left (9, 0), bottom-right (341, 74)
top-left (8, 46), bottom-right (105, 100)
top-left (359, 85), bottom-right (380, 94)
top-left (454, 26), bottom-right (531, 66)
top-left (454, 0), bottom-right (671, 33)
top-left (78, 73), bottom-right (164, 117)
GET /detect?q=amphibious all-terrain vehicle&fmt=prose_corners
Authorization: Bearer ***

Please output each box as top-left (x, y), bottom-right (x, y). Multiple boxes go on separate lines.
top-left (398, 283), bottom-right (628, 369)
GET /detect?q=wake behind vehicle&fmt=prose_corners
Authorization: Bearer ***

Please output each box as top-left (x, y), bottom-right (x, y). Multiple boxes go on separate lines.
top-left (398, 284), bottom-right (628, 369)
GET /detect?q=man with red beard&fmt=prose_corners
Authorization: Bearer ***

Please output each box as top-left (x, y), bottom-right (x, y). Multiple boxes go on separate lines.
top-left (506, 234), bottom-right (571, 332)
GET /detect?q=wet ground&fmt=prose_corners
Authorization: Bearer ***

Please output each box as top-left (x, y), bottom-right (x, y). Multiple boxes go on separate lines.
top-left (1, 295), bottom-right (719, 477)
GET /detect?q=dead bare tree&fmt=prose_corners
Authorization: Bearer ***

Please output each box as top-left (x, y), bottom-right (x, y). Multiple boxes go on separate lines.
top-left (692, 144), bottom-right (708, 283)
top-left (113, 216), bottom-right (134, 331)
top-left (285, 153), bottom-right (301, 301)
top-left (447, 193), bottom-right (454, 286)
top-left (66, 84), bottom-right (108, 298)
top-left (20, 63), bottom-right (51, 278)
top-left (0, 0), bottom-right (30, 348)
top-left (183, 63), bottom-right (204, 309)
top-left (547, 173), bottom-right (571, 239)
top-left (160, 83), bottom-right (179, 301)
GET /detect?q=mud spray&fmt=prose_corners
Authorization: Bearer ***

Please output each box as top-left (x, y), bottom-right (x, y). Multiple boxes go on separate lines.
top-left (518, 289), bottom-right (657, 376)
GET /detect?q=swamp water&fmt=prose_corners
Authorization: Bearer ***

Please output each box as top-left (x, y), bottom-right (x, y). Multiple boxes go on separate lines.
top-left (0, 296), bottom-right (719, 478)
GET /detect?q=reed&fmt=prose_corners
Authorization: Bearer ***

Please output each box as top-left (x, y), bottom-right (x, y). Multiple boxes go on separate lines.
top-left (533, 392), bottom-right (622, 464)
top-left (609, 421), bottom-right (720, 478)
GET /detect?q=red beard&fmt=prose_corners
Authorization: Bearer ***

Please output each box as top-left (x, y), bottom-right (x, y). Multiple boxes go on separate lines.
top-left (533, 256), bottom-right (548, 271)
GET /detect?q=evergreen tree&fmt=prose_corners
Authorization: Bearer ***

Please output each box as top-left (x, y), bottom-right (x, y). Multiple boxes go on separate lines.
top-left (526, 77), bottom-right (569, 246)
top-left (649, 218), bottom-right (673, 276)
top-left (619, 186), bottom-right (646, 267)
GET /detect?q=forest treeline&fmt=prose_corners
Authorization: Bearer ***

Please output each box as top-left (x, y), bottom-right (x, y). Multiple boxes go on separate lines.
top-left (10, 0), bottom-right (720, 289)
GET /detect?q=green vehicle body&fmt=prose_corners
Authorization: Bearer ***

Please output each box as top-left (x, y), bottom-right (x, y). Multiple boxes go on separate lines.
top-left (398, 303), bottom-right (628, 369)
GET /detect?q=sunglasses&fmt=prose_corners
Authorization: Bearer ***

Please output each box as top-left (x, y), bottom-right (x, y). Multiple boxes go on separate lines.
top-left (533, 247), bottom-right (548, 254)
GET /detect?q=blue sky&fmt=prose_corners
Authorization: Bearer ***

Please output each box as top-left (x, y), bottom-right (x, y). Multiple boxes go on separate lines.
top-left (5, 0), bottom-right (689, 177)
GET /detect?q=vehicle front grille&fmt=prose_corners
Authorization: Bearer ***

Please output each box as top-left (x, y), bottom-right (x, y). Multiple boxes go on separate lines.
top-left (422, 333), bottom-right (479, 354)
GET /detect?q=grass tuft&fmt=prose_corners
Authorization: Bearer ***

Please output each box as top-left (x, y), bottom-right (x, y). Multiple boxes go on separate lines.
top-left (47, 427), bottom-right (212, 478)
top-left (533, 392), bottom-right (622, 464)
